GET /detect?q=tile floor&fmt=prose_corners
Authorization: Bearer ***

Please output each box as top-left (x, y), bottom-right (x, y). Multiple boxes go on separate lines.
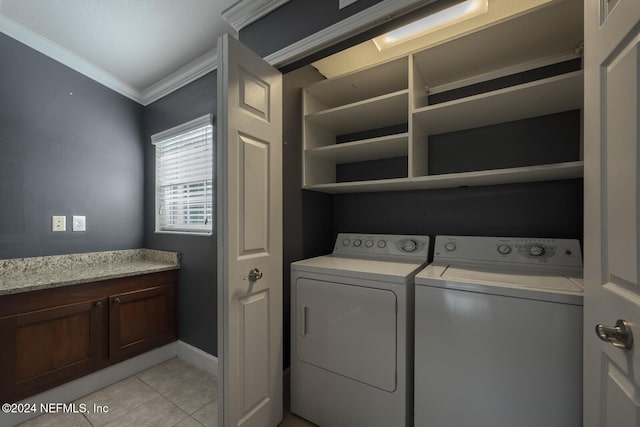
top-left (18, 358), bottom-right (315, 427)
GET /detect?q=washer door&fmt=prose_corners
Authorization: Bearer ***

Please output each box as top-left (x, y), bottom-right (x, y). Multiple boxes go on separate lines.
top-left (295, 278), bottom-right (397, 392)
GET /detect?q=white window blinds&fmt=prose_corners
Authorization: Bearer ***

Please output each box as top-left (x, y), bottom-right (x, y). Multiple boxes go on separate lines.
top-left (152, 114), bottom-right (213, 235)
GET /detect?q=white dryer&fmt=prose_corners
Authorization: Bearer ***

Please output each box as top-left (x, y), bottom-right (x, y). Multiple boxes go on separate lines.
top-left (414, 235), bottom-right (583, 427)
top-left (290, 233), bottom-right (430, 427)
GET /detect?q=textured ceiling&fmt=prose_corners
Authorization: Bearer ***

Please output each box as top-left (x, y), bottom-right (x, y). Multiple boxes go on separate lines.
top-left (0, 0), bottom-right (237, 101)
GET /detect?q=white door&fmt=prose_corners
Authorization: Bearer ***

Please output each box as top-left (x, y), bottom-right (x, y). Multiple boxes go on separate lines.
top-left (217, 33), bottom-right (283, 427)
top-left (584, 0), bottom-right (640, 425)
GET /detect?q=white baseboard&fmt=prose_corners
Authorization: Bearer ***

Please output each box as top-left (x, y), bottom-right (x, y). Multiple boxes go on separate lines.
top-left (176, 340), bottom-right (218, 376)
top-left (1, 343), bottom-right (177, 427)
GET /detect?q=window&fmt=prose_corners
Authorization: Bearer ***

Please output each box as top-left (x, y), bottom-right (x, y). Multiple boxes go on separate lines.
top-left (152, 114), bottom-right (213, 235)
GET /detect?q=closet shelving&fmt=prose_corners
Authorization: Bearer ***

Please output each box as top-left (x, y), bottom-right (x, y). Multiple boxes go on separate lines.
top-left (302, 1), bottom-right (584, 193)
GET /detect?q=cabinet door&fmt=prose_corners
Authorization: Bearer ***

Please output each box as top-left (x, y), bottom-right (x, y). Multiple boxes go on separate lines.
top-left (109, 284), bottom-right (176, 361)
top-left (0, 299), bottom-right (104, 403)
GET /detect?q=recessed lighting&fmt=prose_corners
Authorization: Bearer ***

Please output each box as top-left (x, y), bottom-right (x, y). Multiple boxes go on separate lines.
top-left (372, 0), bottom-right (489, 51)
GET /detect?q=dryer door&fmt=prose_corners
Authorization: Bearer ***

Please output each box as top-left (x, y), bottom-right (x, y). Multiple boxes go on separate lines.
top-left (295, 278), bottom-right (397, 392)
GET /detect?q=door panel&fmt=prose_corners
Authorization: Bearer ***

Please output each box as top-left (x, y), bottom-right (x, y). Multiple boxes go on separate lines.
top-left (218, 33), bottom-right (283, 427)
top-left (604, 360), bottom-right (640, 426)
top-left (239, 133), bottom-right (270, 256)
top-left (239, 68), bottom-right (271, 121)
top-left (295, 278), bottom-right (397, 392)
top-left (605, 39), bottom-right (638, 285)
top-left (240, 291), bottom-right (270, 414)
top-left (584, 0), bottom-right (640, 425)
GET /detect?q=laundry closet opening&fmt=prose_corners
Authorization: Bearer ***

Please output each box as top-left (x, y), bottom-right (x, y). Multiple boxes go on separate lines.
top-left (263, 0), bottom-right (584, 371)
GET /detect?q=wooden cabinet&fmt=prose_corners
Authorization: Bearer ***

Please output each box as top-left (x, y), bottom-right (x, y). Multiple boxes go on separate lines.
top-left (0, 270), bottom-right (178, 403)
top-left (302, 1), bottom-right (584, 193)
top-left (109, 284), bottom-right (176, 362)
top-left (0, 299), bottom-right (104, 402)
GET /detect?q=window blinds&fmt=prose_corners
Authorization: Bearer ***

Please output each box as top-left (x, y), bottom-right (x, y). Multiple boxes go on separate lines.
top-left (151, 115), bottom-right (213, 234)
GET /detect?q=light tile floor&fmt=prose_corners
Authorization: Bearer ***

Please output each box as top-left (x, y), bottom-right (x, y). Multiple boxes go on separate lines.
top-left (18, 358), bottom-right (314, 427)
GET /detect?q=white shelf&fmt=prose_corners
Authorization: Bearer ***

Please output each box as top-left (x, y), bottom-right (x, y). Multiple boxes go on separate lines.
top-left (303, 161), bottom-right (584, 194)
top-left (305, 57), bottom-right (408, 110)
top-left (305, 133), bottom-right (408, 164)
top-left (413, 71), bottom-right (583, 135)
top-left (305, 90), bottom-right (408, 135)
top-left (410, 0), bottom-right (583, 90)
top-left (301, 0), bottom-right (584, 194)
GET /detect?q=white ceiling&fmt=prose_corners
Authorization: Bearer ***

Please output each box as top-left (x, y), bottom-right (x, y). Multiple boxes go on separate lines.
top-left (0, 0), bottom-right (289, 104)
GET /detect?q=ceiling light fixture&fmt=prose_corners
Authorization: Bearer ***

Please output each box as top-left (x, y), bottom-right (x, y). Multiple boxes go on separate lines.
top-left (373, 0), bottom-right (489, 51)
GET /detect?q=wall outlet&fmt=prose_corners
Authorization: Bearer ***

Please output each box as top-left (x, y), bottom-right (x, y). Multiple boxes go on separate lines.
top-left (52, 215), bottom-right (66, 232)
top-left (72, 215), bottom-right (86, 232)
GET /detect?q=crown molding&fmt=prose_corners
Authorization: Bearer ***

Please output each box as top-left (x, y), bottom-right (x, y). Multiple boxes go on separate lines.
top-left (264, 0), bottom-right (433, 67)
top-left (0, 14), bottom-right (144, 103)
top-left (142, 48), bottom-right (219, 105)
top-left (222, 0), bottom-right (290, 32)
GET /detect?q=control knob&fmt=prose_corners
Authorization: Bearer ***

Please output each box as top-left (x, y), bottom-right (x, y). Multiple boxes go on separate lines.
top-left (365, 239), bottom-right (374, 248)
top-left (353, 239), bottom-right (362, 247)
top-left (529, 245), bottom-right (545, 257)
top-left (497, 244), bottom-right (512, 255)
top-left (377, 240), bottom-right (387, 248)
top-left (444, 242), bottom-right (456, 252)
top-left (402, 239), bottom-right (418, 252)
top-left (342, 238), bottom-right (351, 246)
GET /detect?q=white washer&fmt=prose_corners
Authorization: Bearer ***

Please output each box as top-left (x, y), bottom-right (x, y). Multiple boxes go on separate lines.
top-left (414, 235), bottom-right (583, 427)
top-left (291, 233), bottom-right (429, 427)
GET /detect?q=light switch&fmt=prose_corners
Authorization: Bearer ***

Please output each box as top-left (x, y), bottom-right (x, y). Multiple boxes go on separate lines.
top-left (72, 215), bottom-right (86, 232)
top-left (52, 215), bottom-right (66, 232)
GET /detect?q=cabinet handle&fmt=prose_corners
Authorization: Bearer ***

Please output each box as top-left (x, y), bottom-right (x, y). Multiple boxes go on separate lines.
top-left (94, 301), bottom-right (102, 309)
top-left (113, 297), bottom-right (121, 304)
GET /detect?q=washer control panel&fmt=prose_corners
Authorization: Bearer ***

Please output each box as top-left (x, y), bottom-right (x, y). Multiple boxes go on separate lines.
top-left (433, 235), bottom-right (582, 267)
top-left (334, 233), bottom-right (430, 261)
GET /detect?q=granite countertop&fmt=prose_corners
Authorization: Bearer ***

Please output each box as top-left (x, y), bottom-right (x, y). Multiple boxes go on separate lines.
top-left (0, 249), bottom-right (180, 296)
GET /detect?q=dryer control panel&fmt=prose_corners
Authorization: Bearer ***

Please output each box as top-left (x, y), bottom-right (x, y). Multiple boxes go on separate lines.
top-left (433, 235), bottom-right (582, 267)
top-left (334, 233), bottom-right (430, 262)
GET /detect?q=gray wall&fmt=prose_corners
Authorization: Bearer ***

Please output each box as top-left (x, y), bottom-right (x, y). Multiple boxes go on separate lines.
top-left (0, 33), bottom-right (145, 259)
top-left (143, 71), bottom-right (218, 356)
top-left (334, 180), bottom-right (583, 245)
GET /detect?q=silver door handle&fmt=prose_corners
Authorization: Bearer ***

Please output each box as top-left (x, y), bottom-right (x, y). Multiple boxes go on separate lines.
top-left (595, 319), bottom-right (633, 351)
top-left (244, 268), bottom-right (263, 281)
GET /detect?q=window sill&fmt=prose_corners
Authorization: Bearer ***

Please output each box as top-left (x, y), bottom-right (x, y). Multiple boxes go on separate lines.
top-left (154, 230), bottom-right (213, 237)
